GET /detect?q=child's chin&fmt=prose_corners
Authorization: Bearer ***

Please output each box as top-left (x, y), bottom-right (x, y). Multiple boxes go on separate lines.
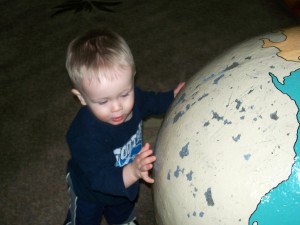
top-left (110, 121), bottom-right (124, 126)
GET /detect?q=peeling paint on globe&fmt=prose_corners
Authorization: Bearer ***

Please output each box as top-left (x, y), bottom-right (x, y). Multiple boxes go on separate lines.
top-left (153, 27), bottom-right (300, 225)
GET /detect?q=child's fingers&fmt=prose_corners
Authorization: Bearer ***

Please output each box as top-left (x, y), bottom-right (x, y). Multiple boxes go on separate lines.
top-left (142, 174), bottom-right (155, 184)
top-left (144, 177), bottom-right (155, 184)
top-left (140, 157), bottom-right (155, 170)
top-left (138, 151), bottom-right (156, 166)
top-left (137, 149), bottom-right (154, 161)
top-left (174, 82), bottom-right (185, 96)
top-left (143, 155), bottom-right (156, 166)
top-left (138, 156), bottom-right (156, 174)
top-left (138, 143), bottom-right (151, 154)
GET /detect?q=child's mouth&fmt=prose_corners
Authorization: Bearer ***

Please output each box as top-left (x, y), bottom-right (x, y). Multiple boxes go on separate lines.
top-left (112, 116), bottom-right (124, 123)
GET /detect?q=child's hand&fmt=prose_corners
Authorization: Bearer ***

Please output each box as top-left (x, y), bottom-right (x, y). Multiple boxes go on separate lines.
top-left (123, 143), bottom-right (156, 187)
top-left (134, 143), bottom-right (156, 183)
top-left (174, 82), bottom-right (185, 97)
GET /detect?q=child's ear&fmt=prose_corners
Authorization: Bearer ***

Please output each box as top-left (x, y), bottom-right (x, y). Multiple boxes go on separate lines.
top-left (71, 89), bottom-right (87, 105)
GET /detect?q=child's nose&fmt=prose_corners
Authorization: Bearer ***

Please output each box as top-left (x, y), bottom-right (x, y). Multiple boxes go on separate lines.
top-left (111, 100), bottom-right (122, 112)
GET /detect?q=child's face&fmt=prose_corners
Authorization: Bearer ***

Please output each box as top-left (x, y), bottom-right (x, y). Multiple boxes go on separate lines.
top-left (74, 66), bottom-right (134, 125)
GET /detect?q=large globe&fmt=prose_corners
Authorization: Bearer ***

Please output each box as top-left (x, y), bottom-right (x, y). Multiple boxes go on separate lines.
top-left (153, 27), bottom-right (300, 225)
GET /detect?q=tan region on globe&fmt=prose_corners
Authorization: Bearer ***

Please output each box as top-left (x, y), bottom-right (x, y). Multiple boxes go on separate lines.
top-left (262, 27), bottom-right (300, 62)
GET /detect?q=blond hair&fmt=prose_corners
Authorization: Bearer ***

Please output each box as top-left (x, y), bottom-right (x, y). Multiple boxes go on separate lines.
top-left (66, 29), bottom-right (135, 89)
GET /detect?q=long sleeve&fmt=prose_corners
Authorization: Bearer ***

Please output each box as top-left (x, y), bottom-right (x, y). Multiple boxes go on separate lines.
top-left (134, 86), bottom-right (174, 118)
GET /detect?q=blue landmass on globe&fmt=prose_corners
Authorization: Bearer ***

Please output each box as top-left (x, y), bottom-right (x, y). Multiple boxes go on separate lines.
top-left (249, 69), bottom-right (300, 225)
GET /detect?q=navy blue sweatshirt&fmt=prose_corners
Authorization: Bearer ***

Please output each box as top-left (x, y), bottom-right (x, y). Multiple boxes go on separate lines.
top-left (66, 86), bottom-right (173, 205)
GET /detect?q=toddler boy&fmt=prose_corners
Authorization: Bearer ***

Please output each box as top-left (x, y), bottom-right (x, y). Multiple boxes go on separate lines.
top-left (63, 29), bottom-right (184, 225)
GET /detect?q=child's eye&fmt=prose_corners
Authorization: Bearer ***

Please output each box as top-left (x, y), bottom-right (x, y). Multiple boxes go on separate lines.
top-left (121, 93), bottom-right (129, 98)
top-left (98, 101), bottom-right (108, 105)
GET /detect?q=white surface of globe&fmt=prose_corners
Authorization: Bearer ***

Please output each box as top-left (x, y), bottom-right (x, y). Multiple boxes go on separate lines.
top-left (153, 27), bottom-right (300, 225)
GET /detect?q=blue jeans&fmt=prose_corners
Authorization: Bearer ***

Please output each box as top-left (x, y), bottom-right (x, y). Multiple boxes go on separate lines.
top-left (63, 173), bottom-right (136, 225)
